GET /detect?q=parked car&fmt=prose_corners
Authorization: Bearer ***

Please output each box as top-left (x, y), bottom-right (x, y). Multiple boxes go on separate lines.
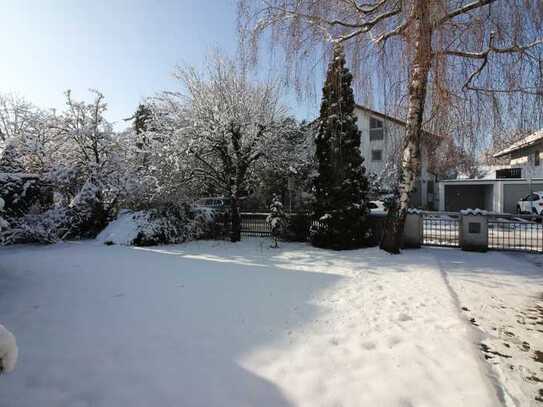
top-left (368, 200), bottom-right (386, 214)
top-left (194, 197), bottom-right (231, 212)
top-left (516, 191), bottom-right (543, 215)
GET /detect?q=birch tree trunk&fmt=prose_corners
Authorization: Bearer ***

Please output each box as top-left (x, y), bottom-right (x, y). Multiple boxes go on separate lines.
top-left (380, 0), bottom-right (433, 254)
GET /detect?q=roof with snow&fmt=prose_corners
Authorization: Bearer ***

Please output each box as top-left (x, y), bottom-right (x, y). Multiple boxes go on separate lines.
top-left (493, 129), bottom-right (543, 158)
top-left (355, 105), bottom-right (408, 128)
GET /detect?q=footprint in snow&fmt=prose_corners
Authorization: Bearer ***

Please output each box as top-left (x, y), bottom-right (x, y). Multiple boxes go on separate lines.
top-left (362, 341), bottom-right (376, 350)
top-left (398, 313), bottom-right (413, 322)
top-left (388, 336), bottom-right (402, 347)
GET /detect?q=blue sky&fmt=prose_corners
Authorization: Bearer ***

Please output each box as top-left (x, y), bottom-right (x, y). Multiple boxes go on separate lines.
top-left (1, 0), bottom-right (317, 128)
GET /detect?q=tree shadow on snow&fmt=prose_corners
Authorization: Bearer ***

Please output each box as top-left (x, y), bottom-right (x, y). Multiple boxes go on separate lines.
top-left (0, 241), bottom-right (347, 407)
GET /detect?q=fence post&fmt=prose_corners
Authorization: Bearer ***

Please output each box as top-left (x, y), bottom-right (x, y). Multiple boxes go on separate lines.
top-left (459, 210), bottom-right (488, 252)
top-left (403, 210), bottom-right (423, 248)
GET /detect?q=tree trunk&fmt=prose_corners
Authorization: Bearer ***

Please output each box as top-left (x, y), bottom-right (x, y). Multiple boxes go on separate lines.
top-left (381, 0), bottom-right (433, 254)
top-left (230, 191), bottom-right (241, 242)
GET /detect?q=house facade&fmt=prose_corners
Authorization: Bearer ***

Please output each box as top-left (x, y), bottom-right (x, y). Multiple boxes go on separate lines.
top-left (438, 129), bottom-right (543, 213)
top-left (354, 105), bottom-right (437, 209)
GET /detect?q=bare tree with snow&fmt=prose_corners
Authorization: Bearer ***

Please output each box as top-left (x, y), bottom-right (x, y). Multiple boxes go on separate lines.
top-left (161, 54), bottom-right (287, 242)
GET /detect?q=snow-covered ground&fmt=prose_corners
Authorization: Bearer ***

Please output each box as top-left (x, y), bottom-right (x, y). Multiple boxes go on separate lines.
top-left (0, 240), bottom-right (541, 406)
top-left (438, 249), bottom-right (543, 406)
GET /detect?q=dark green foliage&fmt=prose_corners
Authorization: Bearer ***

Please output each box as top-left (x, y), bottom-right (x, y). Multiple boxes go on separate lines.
top-left (69, 180), bottom-right (108, 238)
top-left (284, 211), bottom-right (311, 242)
top-left (0, 143), bottom-right (25, 173)
top-left (134, 104), bottom-right (153, 168)
top-left (0, 173), bottom-right (45, 218)
top-left (134, 104), bottom-right (152, 135)
top-left (311, 44), bottom-right (369, 250)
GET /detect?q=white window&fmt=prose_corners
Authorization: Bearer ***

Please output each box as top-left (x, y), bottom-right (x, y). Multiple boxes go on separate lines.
top-left (369, 117), bottom-right (384, 141)
top-left (371, 149), bottom-right (383, 162)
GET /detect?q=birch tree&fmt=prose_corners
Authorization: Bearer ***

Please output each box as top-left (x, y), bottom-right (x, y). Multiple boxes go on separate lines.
top-left (239, 0), bottom-right (543, 253)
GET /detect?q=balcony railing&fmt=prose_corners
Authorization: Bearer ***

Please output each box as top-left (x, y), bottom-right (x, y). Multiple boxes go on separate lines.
top-left (496, 167), bottom-right (522, 179)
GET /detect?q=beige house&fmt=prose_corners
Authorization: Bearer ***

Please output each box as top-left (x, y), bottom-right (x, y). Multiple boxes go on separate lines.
top-left (493, 129), bottom-right (543, 179)
top-left (354, 105), bottom-right (438, 209)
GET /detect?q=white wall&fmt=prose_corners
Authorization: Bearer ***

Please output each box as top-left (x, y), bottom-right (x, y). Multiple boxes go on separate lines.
top-left (355, 107), bottom-right (433, 207)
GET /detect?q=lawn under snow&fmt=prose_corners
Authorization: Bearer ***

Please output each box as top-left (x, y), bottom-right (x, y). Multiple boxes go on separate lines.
top-left (0, 240), bottom-right (541, 406)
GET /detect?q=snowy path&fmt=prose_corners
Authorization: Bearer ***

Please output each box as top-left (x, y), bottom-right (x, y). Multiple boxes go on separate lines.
top-left (436, 249), bottom-right (543, 406)
top-left (0, 241), bottom-right (506, 406)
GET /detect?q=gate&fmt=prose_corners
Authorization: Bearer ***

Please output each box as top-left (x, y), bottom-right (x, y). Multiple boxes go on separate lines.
top-left (240, 213), bottom-right (271, 237)
top-left (422, 212), bottom-right (460, 247)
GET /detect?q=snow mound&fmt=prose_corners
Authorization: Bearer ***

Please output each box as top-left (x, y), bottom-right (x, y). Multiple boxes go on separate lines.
top-left (97, 207), bottom-right (215, 246)
top-left (0, 324), bottom-right (17, 374)
top-left (96, 210), bottom-right (147, 245)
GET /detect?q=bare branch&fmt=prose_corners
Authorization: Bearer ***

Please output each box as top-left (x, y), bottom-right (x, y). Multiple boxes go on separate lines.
top-left (439, 0), bottom-right (497, 25)
top-left (443, 38), bottom-right (543, 59)
top-left (340, 0), bottom-right (388, 14)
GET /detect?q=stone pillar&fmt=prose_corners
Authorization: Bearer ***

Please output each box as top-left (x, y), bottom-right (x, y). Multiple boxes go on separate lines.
top-left (459, 211), bottom-right (488, 252)
top-left (438, 182), bottom-right (446, 211)
top-left (403, 212), bottom-right (423, 248)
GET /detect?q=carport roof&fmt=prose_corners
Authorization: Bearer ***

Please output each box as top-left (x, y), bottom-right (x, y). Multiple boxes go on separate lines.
top-left (493, 129), bottom-right (543, 158)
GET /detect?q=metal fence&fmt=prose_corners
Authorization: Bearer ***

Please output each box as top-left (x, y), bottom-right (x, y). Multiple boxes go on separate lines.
top-left (239, 210), bottom-right (543, 254)
top-left (422, 212), bottom-right (460, 247)
top-left (240, 213), bottom-right (271, 237)
top-left (488, 214), bottom-right (543, 253)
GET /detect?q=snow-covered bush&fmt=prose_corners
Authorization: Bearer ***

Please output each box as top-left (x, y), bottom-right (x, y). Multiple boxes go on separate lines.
top-left (0, 173), bottom-right (46, 218)
top-left (0, 324), bottom-right (17, 374)
top-left (69, 180), bottom-right (107, 238)
top-left (0, 177), bottom-right (109, 245)
top-left (266, 195), bottom-right (287, 247)
top-left (132, 206), bottom-right (193, 246)
top-left (97, 205), bottom-right (217, 246)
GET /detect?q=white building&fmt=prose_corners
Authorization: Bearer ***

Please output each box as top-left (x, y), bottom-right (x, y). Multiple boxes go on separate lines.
top-left (438, 129), bottom-right (543, 213)
top-left (354, 105), bottom-right (438, 209)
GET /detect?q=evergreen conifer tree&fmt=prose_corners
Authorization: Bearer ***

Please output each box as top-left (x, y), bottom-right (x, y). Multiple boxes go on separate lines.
top-left (311, 44), bottom-right (369, 249)
top-left (134, 104), bottom-right (153, 168)
top-left (0, 143), bottom-right (25, 173)
top-left (267, 194), bottom-right (287, 248)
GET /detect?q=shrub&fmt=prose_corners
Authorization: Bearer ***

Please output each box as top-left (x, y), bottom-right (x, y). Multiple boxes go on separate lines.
top-left (97, 205), bottom-right (218, 247)
top-left (284, 212), bottom-right (311, 242)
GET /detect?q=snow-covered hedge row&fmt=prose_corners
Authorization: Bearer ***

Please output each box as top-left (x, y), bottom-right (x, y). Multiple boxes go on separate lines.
top-left (0, 179), bottom-right (107, 245)
top-left (0, 172), bottom-right (51, 218)
top-left (97, 206), bottom-right (217, 246)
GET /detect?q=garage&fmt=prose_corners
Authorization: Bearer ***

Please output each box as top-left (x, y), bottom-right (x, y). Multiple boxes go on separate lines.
top-left (442, 183), bottom-right (494, 212)
top-left (439, 178), bottom-right (543, 214)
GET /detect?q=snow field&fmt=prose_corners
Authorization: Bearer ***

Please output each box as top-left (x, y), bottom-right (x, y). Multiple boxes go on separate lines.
top-left (239, 248), bottom-right (499, 406)
top-left (0, 240), bottom-right (531, 406)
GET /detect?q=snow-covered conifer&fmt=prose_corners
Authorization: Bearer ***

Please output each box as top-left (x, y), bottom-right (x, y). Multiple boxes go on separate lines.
top-left (311, 44), bottom-right (369, 249)
top-left (0, 143), bottom-right (25, 173)
top-left (267, 194), bottom-right (287, 248)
